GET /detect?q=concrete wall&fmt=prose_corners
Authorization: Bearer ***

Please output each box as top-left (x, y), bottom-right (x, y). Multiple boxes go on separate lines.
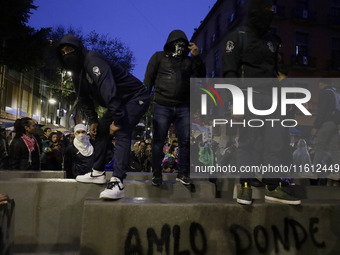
top-left (81, 199), bottom-right (340, 255)
top-left (0, 177), bottom-right (215, 253)
top-left (0, 200), bottom-right (15, 255)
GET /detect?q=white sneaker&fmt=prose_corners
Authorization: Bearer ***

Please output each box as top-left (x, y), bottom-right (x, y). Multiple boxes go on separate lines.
top-left (76, 171), bottom-right (106, 184)
top-left (99, 177), bottom-right (125, 200)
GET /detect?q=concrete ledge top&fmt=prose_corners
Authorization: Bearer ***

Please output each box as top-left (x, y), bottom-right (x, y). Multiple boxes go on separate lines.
top-left (84, 197), bottom-right (340, 206)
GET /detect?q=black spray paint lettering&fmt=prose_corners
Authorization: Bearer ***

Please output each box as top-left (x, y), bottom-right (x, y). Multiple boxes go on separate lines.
top-left (230, 217), bottom-right (326, 254)
top-left (124, 222), bottom-right (207, 255)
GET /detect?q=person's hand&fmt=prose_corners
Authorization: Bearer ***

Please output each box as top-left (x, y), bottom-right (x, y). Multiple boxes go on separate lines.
top-left (0, 194), bottom-right (9, 205)
top-left (90, 123), bottom-right (98, 138)
top-left (188, 42), bottom-right (199, 56)
top-left (109, 122), bottom-right (121, 136)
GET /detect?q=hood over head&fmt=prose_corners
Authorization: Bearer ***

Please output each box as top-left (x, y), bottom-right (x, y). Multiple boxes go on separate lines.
top-left (164, 30), bottom-right (190, 57)
top-left (297, 139), bottom-right (307, 149)
top-left (246, 0), bottom-right (274, 36)
top-left (58, 34), bottom-right (87, 72)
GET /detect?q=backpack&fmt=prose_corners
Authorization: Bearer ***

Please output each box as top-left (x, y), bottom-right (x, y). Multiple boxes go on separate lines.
top-left (326, 87), bottom-right (340, 124)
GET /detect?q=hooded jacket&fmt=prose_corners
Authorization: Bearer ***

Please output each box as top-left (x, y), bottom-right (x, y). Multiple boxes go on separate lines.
top-left (144, 30), bottom-right (206, 106)
top-left (314, 86), bottom-right (337, 129)
top-left (58, 34), bottom-right (149, 127)
top-left (293, 139), bottom-right (312, 167)
top-left (222, 0), bottom-right (280, 84)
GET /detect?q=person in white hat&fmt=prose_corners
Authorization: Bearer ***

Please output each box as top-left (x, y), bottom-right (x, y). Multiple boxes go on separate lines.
top-left (64, 124), bottom-right (94, 178)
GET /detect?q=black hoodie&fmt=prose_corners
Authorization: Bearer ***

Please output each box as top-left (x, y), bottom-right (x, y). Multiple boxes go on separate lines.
top-left (222, 0), bottom-right (279, 83)
top-left (144, 30), bottom-right (206, 106)
top-left (58, 34), bottom-right (149, 127)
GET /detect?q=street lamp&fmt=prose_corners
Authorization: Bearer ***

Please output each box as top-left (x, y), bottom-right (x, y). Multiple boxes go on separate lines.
top-left (48, 98), bottom-right (57, 104)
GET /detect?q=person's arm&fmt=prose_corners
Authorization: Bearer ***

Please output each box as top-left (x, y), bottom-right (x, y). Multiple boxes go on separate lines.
top-left (143, 52), bottom-right (161, 94)
top-left (189, 42), bottom-right (206, 78)
top-left (85, 55), bottom-right (125, 127)
top-left (314, 90), bottom-right (332, 129)
top-left (8, 139), bottom-right (22, 170)
top-left (221, 31), bottom-right (242, 78)
top-left (75, 76), bottom-right (98, 125)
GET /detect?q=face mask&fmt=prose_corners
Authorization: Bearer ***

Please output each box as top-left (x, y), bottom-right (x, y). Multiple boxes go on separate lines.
top-left (247, 9), bottom-right (274, 35)
top-left (75, 134), bottom-right (89, 144)
top-left (171, 41), bottom-right (187, 58)
top-left (62, 50), bottom-right (83, 72)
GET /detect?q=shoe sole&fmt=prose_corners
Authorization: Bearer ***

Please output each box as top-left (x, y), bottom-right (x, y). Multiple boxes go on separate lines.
top-left (236, 198), bottom-right (252, 205)
top-left (152, 182), bottom-right (162, 186)
top-left (76, 179), bottom-right (107, 184)
top-left (265, 195), bottom-right (301, 205)
top-left (99, 193), bottom-right (124, 200)
top-left (176, 178), bottom-right (192, 185)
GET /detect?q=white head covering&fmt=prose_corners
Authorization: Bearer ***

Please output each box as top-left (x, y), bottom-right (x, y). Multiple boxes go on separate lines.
top-left (73, 124), bottom-right (93, 157)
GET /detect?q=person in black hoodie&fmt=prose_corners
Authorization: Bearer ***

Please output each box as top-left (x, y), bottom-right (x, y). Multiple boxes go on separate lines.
top-left (144, 30), bottom-right (206, 186)
top-left (312, 80), bottom-right (340, 178)
top-left (58, 34), bottom-right (150, 200)
top-left (9, 117), bottom-right (40, 170)
top-left (222, 0), bottom-right (300, 205)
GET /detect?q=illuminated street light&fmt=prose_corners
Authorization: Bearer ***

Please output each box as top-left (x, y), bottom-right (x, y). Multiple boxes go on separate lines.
top-left (48, 98), bottom-right (57, 104)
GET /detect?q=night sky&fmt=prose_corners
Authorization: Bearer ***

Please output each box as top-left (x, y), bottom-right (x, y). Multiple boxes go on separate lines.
top-left (28, 0), bottom-right (217, 81)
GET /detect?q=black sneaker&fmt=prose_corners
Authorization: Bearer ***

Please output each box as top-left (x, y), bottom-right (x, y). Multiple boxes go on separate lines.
top-left (152, 175), bottom-right (163, 186)
top-left (176, 174), bottom-right (193, 185)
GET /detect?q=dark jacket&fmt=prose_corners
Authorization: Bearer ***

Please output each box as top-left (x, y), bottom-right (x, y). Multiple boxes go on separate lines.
top-left (0, 135), bottom-right (9, 169)
top-left (64, 144), bottom-right (93, 178)
top-left (9, 137), bottom-right (40, 170)
top-left (222, 27), bottom-right (280, 83)
top-left (59, 34), bottom-right (150, 127)
top-left (144, 30), bottom-right (206, 106)
top-left (314, 86), bottom-right (337, 129)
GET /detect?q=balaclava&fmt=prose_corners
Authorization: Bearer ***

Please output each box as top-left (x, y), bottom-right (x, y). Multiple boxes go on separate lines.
top-left (61, 47), bottom-right (84, 73)
top-left (73, 124), bottom-right (93, 157)
top-left (170, 40), bottom-right (187, 58)
top-left (246, 0), bottom-right (274, 36)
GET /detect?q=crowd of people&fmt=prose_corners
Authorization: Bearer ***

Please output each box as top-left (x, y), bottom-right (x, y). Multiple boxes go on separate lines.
top-left (0, 0), bottom-right (339, 204)
top-left (0, 119), bottom-right (182, 178)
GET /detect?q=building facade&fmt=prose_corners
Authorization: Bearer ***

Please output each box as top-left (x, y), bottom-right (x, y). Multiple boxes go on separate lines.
top-left (191, 0), bottom-right (340, 78)
top-left (0, 65), bottom-right (70, 128)
top-left (191, 0), bottom-right (340, 131)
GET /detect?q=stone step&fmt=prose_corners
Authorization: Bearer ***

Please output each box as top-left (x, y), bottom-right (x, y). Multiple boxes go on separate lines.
top-left (80, 198), bottom-right (340, 255)
top-left (0, 178), bottom-right (215, 254)
top-left (0, 170), bottom-right (65, 179)
top-left (231, 182), bottom-right (340, 200)
top-left (123, 172), bottom-right (210, 181)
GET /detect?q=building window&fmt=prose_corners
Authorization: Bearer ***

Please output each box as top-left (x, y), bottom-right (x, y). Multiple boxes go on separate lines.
top-left (214, 51), bottom-right (220, 70)
top-left (330, 0), bottom-right (340, 25)
top-left (295, 0), bottom-right (309, 19)
top-left (295, 32), bottom-right (309, 65)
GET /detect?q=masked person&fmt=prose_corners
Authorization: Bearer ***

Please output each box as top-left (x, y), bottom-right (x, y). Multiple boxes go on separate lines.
top-left (222, 0), bottom-right (300, 205)
top-left (64, 124), bottom-right (94, 178)
top-left (144, 30), bottom-right (206, 186)
top-left (58, 34), bottom-right (150, 199)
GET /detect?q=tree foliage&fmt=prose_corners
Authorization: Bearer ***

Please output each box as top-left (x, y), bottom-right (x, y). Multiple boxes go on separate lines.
top-left (0, 0), bottom-right (50, 71)
top-left (43, 26), bottom-right (136, 125)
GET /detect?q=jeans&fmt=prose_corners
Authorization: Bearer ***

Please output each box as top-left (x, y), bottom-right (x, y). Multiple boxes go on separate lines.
top-left (93, 97), bottom-right (150, 180)
top-left (152, 103), bottom-right (190, 176)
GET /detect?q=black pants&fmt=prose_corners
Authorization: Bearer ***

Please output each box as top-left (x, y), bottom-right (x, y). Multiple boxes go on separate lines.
top-left (237, 92), bottom-right (291, 189)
